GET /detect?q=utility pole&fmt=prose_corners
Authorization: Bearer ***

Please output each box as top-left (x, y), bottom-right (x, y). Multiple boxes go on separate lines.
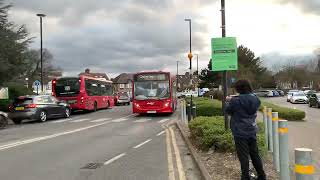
top-left (185, 18), bottom-right (193, 112)
top-left (195, 54), bottom-right (199, 97)
top-left (176, 61), bottom-right (179, 91)
top-left (221, 0), bottom-right (229, 130)
top-left (37, 13), bottom-right (46, 93)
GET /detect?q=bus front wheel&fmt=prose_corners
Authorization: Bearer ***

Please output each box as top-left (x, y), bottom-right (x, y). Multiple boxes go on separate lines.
top-left (93, 102), bottom-right (98, 112)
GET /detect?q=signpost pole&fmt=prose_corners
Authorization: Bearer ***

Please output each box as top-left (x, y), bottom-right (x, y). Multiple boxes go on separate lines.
top-left (221, 0), bottom-right (228, 130)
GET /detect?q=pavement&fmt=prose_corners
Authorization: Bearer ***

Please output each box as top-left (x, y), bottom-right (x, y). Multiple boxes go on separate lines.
top-left (0, 105), bottom-right (200, 180)
top-left (262, 97), bottom-right (320, 177)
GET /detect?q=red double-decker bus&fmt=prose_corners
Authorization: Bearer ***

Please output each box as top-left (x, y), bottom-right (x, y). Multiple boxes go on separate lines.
top-left (132, 71), bottom-right (177, 114)
top-left (52, 75), bottom-right (114, 111)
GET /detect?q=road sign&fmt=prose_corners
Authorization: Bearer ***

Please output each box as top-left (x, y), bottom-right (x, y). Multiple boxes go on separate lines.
top-left (34, 80), bottom-right (41, 86)
top-left (211, 37), bottom-right (238, 71)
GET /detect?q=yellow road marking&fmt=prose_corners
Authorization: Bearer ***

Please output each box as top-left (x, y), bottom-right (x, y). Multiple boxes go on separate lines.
top-left (166, 129), bottom-right (175, 180)
top-left (169, 127), bottom-right (186, 180)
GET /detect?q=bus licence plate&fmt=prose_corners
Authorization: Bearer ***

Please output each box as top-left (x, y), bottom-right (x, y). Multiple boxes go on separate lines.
top-left (147, 111), bottom-right (156, 114)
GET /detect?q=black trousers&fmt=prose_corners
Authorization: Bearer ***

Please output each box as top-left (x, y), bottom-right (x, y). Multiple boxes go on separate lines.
top-left (234, 137), bottom-right (266, 180)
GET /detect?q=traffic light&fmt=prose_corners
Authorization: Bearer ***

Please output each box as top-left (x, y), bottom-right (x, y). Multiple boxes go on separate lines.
top-left (188, 53), bottom-right (193, 70)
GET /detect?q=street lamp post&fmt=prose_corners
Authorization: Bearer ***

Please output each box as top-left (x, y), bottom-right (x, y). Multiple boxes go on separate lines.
top-left (195, 54), bottom-right (199, 97)
top-left (185, 18), bottom-right (193, 116)
top-left (37, 13), bottom-right (46, 93)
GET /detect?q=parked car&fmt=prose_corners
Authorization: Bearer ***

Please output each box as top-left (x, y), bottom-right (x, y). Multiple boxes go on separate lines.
top-left (0, 111), bottom-right (8, 129)
top-left (254, 90), bottom-right (269, 97)
top-left (9, 95), bottom-right (71, 124)
top-left (276, 90), bottom-right (285, 96)
top-left (290, 92), bottom-right (308, 104)
top-left (287, 92), bottom-right (294, 102)
top-left (116, 92), bottom-right (131, 105)
top-left (272, 90), bottom-right (280, 97)
top-left (308, 93), bottom-right (320, 108)
top-left (305, 90), bottom-right (317, 98)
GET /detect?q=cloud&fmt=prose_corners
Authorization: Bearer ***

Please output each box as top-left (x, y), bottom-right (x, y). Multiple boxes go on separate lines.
top-left (277, 0), bottom-right (320, 15)
top-left (7, 0), bottom-right (213, 76)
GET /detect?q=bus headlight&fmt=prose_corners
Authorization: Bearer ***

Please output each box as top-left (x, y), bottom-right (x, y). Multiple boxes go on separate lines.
top-left (164, 102), bottom-right (170, 107)
top-left (134, 103), bottom-right (140, 108)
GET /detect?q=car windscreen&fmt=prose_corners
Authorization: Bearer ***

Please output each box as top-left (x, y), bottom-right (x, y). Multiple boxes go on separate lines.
top-left (13, 97), bottom-right (33, 105)
top-left (294, 93), bottom-right (305, 96)
top-left (55, 78), bottom-right (80, 97)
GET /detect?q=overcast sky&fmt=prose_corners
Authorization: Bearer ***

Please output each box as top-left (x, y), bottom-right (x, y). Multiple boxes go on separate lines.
top-left (7, 0), bottom-right (320, 77)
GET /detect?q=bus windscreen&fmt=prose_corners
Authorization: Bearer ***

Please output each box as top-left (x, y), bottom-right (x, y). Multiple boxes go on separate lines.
top-left (55, 78), bottom-right (80, 97)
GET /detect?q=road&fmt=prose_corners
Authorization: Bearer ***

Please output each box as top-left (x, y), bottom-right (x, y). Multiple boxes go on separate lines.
top-left (0, 105), bottom-right (198, 180)
top-left (263, 97), bottom-right (320, 177)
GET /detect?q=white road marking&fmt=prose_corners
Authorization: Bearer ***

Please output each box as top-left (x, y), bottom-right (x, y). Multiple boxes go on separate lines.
top-left (134, 118), bottom-right (151, 123)
top-left (0, 121), bottom-right (112, 151)
top-left (166, 129), bottom-right (175, 180)
top-left (71, 118), bottom-right (90, 123)
top-left (50, 119), bottom-right (74, 123)
top-left (111, 114), bottom-right (135, 122)
top-left (90, 118), bottom-right (112, 123)
top-left (112, 118), bottom-right (128, 122)
top-left (104, 153), bottom-right (126, 165)
top-left (133, 139), bottom-right (152, 149)
top-left (157, 130), bottom-right (165, 136)
top-left (159, 118), bottom-right (170, 123)
top-left (169, 127), bottom-right (186, 180)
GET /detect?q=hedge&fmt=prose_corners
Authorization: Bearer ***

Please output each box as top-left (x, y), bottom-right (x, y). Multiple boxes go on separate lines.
top-left (189, 116), bottom-right (267, 156)
top-left (260, 101), bottom-right (305, 121)
top-left (188, 97), bottom-right (223, 116)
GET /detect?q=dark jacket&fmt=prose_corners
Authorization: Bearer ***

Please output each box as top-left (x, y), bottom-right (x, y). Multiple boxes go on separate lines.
top-left (225, 94), bottom-right (260, 138)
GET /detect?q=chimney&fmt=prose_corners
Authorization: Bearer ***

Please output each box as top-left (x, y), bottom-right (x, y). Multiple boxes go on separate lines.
top-left (85, 68), bottom-right (90, 74)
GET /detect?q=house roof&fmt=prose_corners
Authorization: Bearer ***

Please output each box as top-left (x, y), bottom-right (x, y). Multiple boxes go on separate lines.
top-left (112, 73), bottom-right (134, 84)
top-left (78, 72), bottom-right (109, 80)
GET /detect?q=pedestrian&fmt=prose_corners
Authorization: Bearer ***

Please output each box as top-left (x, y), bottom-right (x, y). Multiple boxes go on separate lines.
top-left (225, 79), bottom-right (266, 180)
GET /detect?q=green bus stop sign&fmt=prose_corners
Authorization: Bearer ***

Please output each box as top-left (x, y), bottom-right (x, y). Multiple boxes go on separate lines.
top-left (211, 37), bottom-right (238, 71)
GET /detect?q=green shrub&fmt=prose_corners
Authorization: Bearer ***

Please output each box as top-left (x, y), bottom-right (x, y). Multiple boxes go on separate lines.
top-left (203, 90), bottom-right (223, 101)
top-left (0, 82), bottom-right (34, 111)
top-left (187, 97), bottom-right (223, 116)
top-left (189, 116), bottom-right (267, 156)
top-left (260, 101), bottom-right (305, 121)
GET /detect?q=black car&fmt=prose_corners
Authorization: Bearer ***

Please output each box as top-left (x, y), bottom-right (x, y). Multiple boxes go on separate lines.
top-left (308, 93), bottom-right (320, 108)
top-left (0, 111), bottom-right (8, 129)
top-left (9, 95), bottom-right (71, 124)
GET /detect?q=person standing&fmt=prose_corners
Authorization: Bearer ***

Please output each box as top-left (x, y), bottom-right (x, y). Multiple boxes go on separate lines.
top-left (225, 80), bottom-right (266, 180)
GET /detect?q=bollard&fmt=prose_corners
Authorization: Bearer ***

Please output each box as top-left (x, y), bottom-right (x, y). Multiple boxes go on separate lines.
top-left (272, 112), bottom-right (280, 172)
top-left (187, 103), bottom-right (191, 122)
top-left (192, 105), bottom-right (196, 118)
top-left (295, 148), bottom-right (314, 180)
top-left (263, 106), bottom-right (269, 150)
top-left (183, 101), bottom-right (187, 124)
top-left (180, 100), bottom-right (184, 122)
top-left (279, 120), bottom-right (290, 180)
top-left (267, 108), bottom-right (273, 152)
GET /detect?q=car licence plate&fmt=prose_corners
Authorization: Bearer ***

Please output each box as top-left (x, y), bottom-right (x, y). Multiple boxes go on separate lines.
top-left (147, 111), bottom-right (156, 114)
top-left (15, 107), bottom-right (24, 111)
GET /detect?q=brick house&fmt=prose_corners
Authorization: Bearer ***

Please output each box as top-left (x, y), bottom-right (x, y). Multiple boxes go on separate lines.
top-left (177, 72), bottom-right (199, 92)
top-left (79, 68), bottom-right (109, 80)
top-left (112, 73), bottom-right (134, 94)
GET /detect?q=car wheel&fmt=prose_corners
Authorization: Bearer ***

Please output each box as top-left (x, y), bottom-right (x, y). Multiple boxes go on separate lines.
top-left (65, 108), bottom-right (71, 118)
top-left (0, 115), bottom-right (8, 129)
top-left (309, 102), bottom-right (312, 107)
top-left (12, 119), bottom-right (22, 124)
top-left (317, 103), bottom-right (320, 108)
top-left (39, 111), bottom-right (47, 122)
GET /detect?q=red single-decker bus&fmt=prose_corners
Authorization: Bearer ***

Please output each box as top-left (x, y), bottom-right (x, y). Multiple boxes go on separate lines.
top-left (52, 75), bottom-right (114, 111)
top-left (132, 71), bottom-right (177, 114)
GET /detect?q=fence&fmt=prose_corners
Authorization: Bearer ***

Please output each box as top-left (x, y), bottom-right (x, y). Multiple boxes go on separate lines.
top-left (263, 106), bottom-right (316, 180)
